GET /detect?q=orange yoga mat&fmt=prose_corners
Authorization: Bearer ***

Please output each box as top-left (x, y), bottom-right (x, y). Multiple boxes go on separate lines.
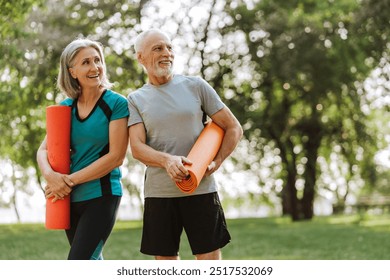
top-left (176, 121), bottom-right (225, 194)
top-left (45, 105), bottom-right (71, 230)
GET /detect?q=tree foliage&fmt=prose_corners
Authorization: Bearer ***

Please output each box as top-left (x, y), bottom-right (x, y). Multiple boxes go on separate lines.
top-left (0, 0), bottom-right (388, 222)
top-left (0, 0), bottom-right (146, 220)
top-left (201, 0), bottom-right (390, 220)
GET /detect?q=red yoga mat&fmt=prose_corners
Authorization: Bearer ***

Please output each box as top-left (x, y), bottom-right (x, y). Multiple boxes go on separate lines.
top-left (176, 121), bottom-right (225, 194)
top-left (45, 105), bottom-right (71, 230)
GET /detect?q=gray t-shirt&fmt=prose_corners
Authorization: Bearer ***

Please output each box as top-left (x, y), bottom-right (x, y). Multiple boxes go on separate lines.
top-left (127, 74), bottom-right (225, 198)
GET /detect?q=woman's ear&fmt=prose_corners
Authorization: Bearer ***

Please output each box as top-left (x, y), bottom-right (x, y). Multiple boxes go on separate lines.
top-left (68, 68), bottom-right (77, 79)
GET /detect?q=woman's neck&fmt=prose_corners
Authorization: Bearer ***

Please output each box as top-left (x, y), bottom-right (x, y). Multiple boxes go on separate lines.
top-left (76, 87), bottom-right (105, 119)
top-left (78, 87), bottom-right (104, 104)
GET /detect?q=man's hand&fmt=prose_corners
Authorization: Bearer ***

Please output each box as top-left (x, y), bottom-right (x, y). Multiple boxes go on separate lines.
top-left (204, 157), bottom-right (222, 177)
top-left (165, 155), bottom-right (192, 182)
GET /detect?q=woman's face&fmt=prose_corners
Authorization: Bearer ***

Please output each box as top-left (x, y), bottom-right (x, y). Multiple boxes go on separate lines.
top-left (69, 47), bottom-right (104, 90)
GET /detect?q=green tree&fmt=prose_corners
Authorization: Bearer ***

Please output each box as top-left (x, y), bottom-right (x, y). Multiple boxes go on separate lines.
top-left (1, 0), bottom-right (388, 222)
top-left (206, 0), bottom-right (389, 220)
top-left (0, 0), bottom-right (46, 220)
top-left (0, 0), bottom-right (146, 220)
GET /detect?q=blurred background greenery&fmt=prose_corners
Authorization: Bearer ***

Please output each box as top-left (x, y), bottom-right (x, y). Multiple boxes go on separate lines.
top-left (0, 0), bottom-right (389, 224)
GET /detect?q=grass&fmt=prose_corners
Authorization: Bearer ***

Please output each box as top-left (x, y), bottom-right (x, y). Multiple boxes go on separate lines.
top-left (0, 214), bottom-right (389, 260)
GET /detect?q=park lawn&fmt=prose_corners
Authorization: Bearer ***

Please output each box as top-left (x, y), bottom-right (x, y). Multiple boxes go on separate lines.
top-left (0, 214), bottom-right (389, 260)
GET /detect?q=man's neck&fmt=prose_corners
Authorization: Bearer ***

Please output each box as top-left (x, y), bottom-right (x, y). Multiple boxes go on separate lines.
top-left (149, 74), bottom-right (173, 86)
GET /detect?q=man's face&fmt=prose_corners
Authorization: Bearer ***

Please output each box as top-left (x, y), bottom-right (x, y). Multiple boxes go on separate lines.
top-left (138, 32), bottom-right (175, 80)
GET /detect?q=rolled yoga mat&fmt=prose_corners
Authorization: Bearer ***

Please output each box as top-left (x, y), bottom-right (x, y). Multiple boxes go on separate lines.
top-left (45, 105), bottom-right (71, 230)
top-left (176, 121), bottom-right (225, 194)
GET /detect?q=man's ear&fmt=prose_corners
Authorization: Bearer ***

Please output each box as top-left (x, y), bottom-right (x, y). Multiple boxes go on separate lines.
top-left (137, 52), bottom-right (144, 65)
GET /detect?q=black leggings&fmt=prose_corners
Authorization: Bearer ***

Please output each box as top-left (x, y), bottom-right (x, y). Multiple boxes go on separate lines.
top-left (65, 196), bottom-right (121, 260)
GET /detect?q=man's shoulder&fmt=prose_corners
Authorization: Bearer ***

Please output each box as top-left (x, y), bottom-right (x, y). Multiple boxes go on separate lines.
top-left (127, 84), bottom-right (149, 99)
top-left (172, 75), bottom-right (207, 91)
top-left (174, 74), bottom-right (202, 83)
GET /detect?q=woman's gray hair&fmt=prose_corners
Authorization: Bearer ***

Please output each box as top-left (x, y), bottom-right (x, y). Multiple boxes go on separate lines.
top-left (57, 38), bottom-right (112, 99)
top-left (134, 29), bottom-right (171, 54)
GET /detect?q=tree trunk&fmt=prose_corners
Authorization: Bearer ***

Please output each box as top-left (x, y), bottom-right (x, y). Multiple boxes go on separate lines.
top-left (10, 167), bottom-right (21, 223)
top-left (11, 192), bottom-right (21, 223)
top-left (277, 137), bottom-right (300, 220)
top-left (301, 146), bottom-right (317, 220)
top-left (286, 165), bottom-right (300, 221)
top-left (301, 115), bottom-right (322, 220)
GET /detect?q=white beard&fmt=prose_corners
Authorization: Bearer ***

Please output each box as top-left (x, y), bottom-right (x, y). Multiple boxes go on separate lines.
top-left (155, 64), bottom-right (173, 77)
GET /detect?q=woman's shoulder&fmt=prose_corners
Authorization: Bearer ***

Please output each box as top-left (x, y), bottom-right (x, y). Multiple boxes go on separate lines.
top-left (59, 97), bottom-right (74, 106)
top-left (104, 89), bottom-right (127, 102)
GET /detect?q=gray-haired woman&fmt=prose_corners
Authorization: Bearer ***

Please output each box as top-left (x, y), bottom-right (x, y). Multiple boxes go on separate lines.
top-left (37, 38), bottom-right (129, 260)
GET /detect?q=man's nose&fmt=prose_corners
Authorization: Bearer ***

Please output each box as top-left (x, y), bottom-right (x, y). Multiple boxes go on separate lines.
top-left (162, 46), bottom-right (173, 56)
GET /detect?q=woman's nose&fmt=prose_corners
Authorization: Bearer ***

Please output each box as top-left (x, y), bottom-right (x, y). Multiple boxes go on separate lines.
top-left (91, 61), bottom-right (99, 70)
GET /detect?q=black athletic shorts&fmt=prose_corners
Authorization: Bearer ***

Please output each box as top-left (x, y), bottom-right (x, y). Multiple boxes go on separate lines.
top-left (140, 192), bottom-right (231, 256)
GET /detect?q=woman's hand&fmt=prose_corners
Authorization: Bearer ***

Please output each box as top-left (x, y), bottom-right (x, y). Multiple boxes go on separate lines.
top-left (44, 171), bottom-right (73, 203)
